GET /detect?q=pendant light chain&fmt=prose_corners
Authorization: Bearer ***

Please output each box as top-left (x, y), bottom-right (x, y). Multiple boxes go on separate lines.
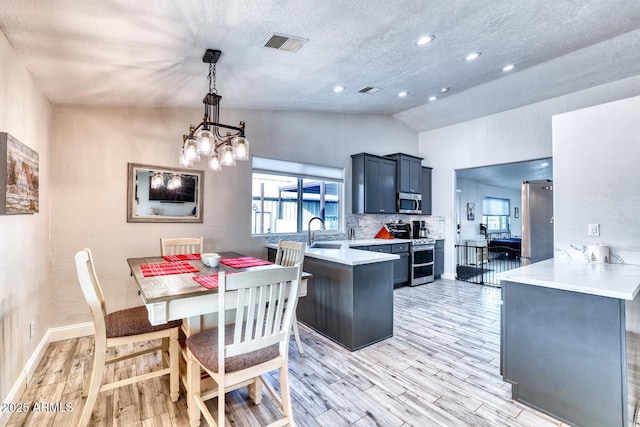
top-left (209, 63), bottom-right (217, 95)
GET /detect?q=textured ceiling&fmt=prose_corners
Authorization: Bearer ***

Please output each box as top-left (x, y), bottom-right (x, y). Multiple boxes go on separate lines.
top-left (457, 158), bottom-right (553, 190)
top-left (1, 0), bottom-right (640, 131)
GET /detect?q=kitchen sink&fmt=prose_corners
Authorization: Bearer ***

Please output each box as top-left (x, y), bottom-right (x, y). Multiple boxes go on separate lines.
top-left (308, 242), bottom-right (342, 249)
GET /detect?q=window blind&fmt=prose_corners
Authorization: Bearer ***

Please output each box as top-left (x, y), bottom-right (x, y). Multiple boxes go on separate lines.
top-left (482, 197), bottom-right (510, 216)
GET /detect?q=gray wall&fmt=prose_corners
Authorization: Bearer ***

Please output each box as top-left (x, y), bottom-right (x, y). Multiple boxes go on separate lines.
top-left (553, 95), bottom-right (640, 264)
top-left (418, 74), bottom-right (640, 277)
top-left (456, 179), bottom-right (521, 242)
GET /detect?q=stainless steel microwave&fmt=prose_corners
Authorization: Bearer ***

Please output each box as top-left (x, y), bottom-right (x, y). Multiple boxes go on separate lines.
top-left (397, 192), bottom-right (422, 214)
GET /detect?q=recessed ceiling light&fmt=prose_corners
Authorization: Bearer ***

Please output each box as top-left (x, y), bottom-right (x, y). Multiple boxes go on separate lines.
top-left (398, 91), bottom-right (408, 97)
top-left (416, 35), bottom-right (435, 46)
top-left (465, 52), bottom-right (481, 61)
top-left (428, 95), bottom-right (437, 102)
top-left (502, 64), bottom-right (515, 72)
top-left (333, 86), bottom-right (345, 93)
top-left (440, 87), bottom-right (450, 93)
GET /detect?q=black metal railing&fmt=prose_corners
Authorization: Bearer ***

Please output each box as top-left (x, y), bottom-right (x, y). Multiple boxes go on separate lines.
top-left (455, 244), bottom-right (522, 286)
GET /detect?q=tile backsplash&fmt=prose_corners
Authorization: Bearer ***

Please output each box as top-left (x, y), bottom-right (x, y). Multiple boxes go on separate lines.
top-left (264, 213), bottom-right (446, 245)
top-left (346, 213), bottom-right (446, 240)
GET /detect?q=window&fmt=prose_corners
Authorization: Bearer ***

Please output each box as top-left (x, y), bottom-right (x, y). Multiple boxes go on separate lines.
top-left (251, 157), bottom-right (344, 235)
top-left (482, 197), bottom-right (510, 232)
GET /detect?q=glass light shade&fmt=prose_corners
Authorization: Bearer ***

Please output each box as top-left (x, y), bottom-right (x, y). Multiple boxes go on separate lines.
top-left (150, 172), bottom-right (164, 189)
top-left (221, 144), bottom-right (235, 166)
top-left (232, 136), bottom-right (249, 161)
top-left (208, 153), bottom-right (222, 171)
top-left (179, 148), bottom-right (193, 167)
top-left (197, 129), bottom-right (214, 155)
top-left (185, 137), bottom-right (199, 161)
top-left (178, 148), bottom-right (193, 168)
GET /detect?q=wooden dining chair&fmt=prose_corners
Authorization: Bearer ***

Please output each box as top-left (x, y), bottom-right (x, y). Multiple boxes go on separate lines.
top-left (185, 264), bottom-right (303, 427)
top-left (274, 240), bottom-right (306, 355)
top-left (160, 237), bottom-right (204, 256)
top-left (74, 249), bottom-right (181, 427)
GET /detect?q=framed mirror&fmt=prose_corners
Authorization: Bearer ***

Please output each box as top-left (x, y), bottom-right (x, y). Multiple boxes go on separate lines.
top-left (127, 163), bottom-right (204, 223)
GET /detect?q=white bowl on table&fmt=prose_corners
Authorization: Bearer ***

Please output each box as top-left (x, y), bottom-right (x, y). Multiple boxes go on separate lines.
top-left (201, 253), bottom-right (221, 268)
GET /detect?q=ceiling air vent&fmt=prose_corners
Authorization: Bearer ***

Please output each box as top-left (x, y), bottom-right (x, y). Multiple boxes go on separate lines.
top-left (263, 33), bottom-right (308, 52)
top-left (358, 87), bottom-right (381, 94)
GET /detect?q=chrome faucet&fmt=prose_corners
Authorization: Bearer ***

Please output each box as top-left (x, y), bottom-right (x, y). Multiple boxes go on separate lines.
top-left (308, 216), bottom-right (325, 245)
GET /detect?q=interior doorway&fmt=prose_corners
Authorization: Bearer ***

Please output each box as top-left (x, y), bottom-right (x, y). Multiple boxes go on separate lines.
top-left (454, 158), bottom-right (553, 285)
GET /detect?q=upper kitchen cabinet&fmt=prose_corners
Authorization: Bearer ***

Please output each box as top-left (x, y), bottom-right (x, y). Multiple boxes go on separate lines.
top-left (422, 166), bottom-right (433, 215)
top-left (385, 153), bottom-right (422, 194)
top-left (352, 153), bottom-right (396, 214)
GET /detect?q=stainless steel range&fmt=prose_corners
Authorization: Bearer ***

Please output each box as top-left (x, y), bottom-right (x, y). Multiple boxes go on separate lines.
top-left (410, 238), bottom-right (435, 286)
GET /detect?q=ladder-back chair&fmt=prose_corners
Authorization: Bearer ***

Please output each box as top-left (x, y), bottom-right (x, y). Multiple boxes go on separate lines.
top-left (74, 249), bottom-right (181, 427)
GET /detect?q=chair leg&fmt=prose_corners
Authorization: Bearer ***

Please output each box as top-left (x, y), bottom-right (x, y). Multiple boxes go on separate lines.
top-left (218, 380), bottom-right (226, 427)
top-left (291, 314), bottom-right (304, 355)
top-left (79, 343), bottom-right (106, 427)
top-left (169, 328), bottom-right (179, 402)
top-left (247, 376), bottom-right (263, 405)
top-left (186, 349), bottom-right (202, 427)
top-left (279, 365), bottom-right (295, 426)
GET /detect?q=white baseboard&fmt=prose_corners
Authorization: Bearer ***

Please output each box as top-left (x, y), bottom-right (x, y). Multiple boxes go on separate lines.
top-left (442, 272), bottom-right (456, 281)
top-left (1, 322), bottom-right (94, 426)
top-left (48, 322), bottom-right (94, 342)
top-left (1, 328), bottom-right (50, 427)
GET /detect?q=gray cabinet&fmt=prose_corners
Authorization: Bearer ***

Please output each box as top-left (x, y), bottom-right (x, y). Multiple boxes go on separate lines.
top-left (352, 153), bottom-right (396, 214)
top-left (297, 256), bottom-right (394, 351)
top-left (501, 280), bottom-right (638, 427)
top-left (391, 243), bottom-right (409, 286)
top-left (434, 239), bottom-right (444, 278)
top-left (352, 243), bottom-right (408, 287)
top-left (386, 153), bottom-right (422, 194)
top-left (421, 166), bottom-right (433, 215)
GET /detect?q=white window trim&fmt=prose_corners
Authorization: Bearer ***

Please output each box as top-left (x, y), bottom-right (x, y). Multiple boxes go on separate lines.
top-left (251, 156), bottom-right (346, 236)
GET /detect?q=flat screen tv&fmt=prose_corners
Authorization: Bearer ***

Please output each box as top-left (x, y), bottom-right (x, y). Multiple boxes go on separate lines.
top-left (148, 175), bottom-right (196, 203)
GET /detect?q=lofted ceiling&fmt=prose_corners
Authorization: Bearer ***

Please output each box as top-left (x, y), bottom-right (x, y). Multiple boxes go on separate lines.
top-left (1, 1), bottom-right (640, 132)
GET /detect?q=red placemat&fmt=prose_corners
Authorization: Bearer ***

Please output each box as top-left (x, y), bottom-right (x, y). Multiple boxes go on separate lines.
top-left (162, 253), bottom-right (201, 262)
top-left (220, 257), bottom-right (272, 268)
top-left (193, 272), bottom-right (238, 289)
top-left (141, 261), bottom-right (198, 277)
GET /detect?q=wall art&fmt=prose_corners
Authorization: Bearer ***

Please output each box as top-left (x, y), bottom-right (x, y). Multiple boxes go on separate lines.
top-left (1, 132), bottom-right (39, 214)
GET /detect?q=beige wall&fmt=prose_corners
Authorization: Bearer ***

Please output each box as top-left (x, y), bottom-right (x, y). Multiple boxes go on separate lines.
top-left (50, 105), bottom-right (418, 327)
top-left (0, 31), bottom-right (52, 402)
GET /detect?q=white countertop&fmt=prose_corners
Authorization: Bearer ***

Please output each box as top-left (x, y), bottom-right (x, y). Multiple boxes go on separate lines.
top-left (265, 238), bottom-right (410, 266)
top-left (496, 258), bottom-right (640, 300)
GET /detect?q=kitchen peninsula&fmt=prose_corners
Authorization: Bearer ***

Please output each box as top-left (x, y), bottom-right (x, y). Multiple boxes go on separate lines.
top-left (266, 239), bottom-right (405, 350)
top-left (498, 259), bottom-right (640, 427)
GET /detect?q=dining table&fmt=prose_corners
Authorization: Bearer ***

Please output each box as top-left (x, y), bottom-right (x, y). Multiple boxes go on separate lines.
top-left (127, 251), bottom-right (310, 426)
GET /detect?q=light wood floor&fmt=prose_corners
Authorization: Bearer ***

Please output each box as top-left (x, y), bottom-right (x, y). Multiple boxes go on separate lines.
top-left (8, 278), bottom-right (566, 426)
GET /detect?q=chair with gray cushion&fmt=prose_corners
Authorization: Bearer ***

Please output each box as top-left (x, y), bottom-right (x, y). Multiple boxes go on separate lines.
top-left (185, 264), bottom-right (302, 427)
top-left (75, 248), bottom-right (181, 427)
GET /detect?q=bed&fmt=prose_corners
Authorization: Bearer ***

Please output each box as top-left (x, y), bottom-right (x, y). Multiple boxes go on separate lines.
top-left (487, 232), bottom-right (521, 259)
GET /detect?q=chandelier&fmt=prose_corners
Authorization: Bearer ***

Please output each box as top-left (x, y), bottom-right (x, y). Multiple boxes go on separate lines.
top-left (179, 49), bottom-right (249, 171)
